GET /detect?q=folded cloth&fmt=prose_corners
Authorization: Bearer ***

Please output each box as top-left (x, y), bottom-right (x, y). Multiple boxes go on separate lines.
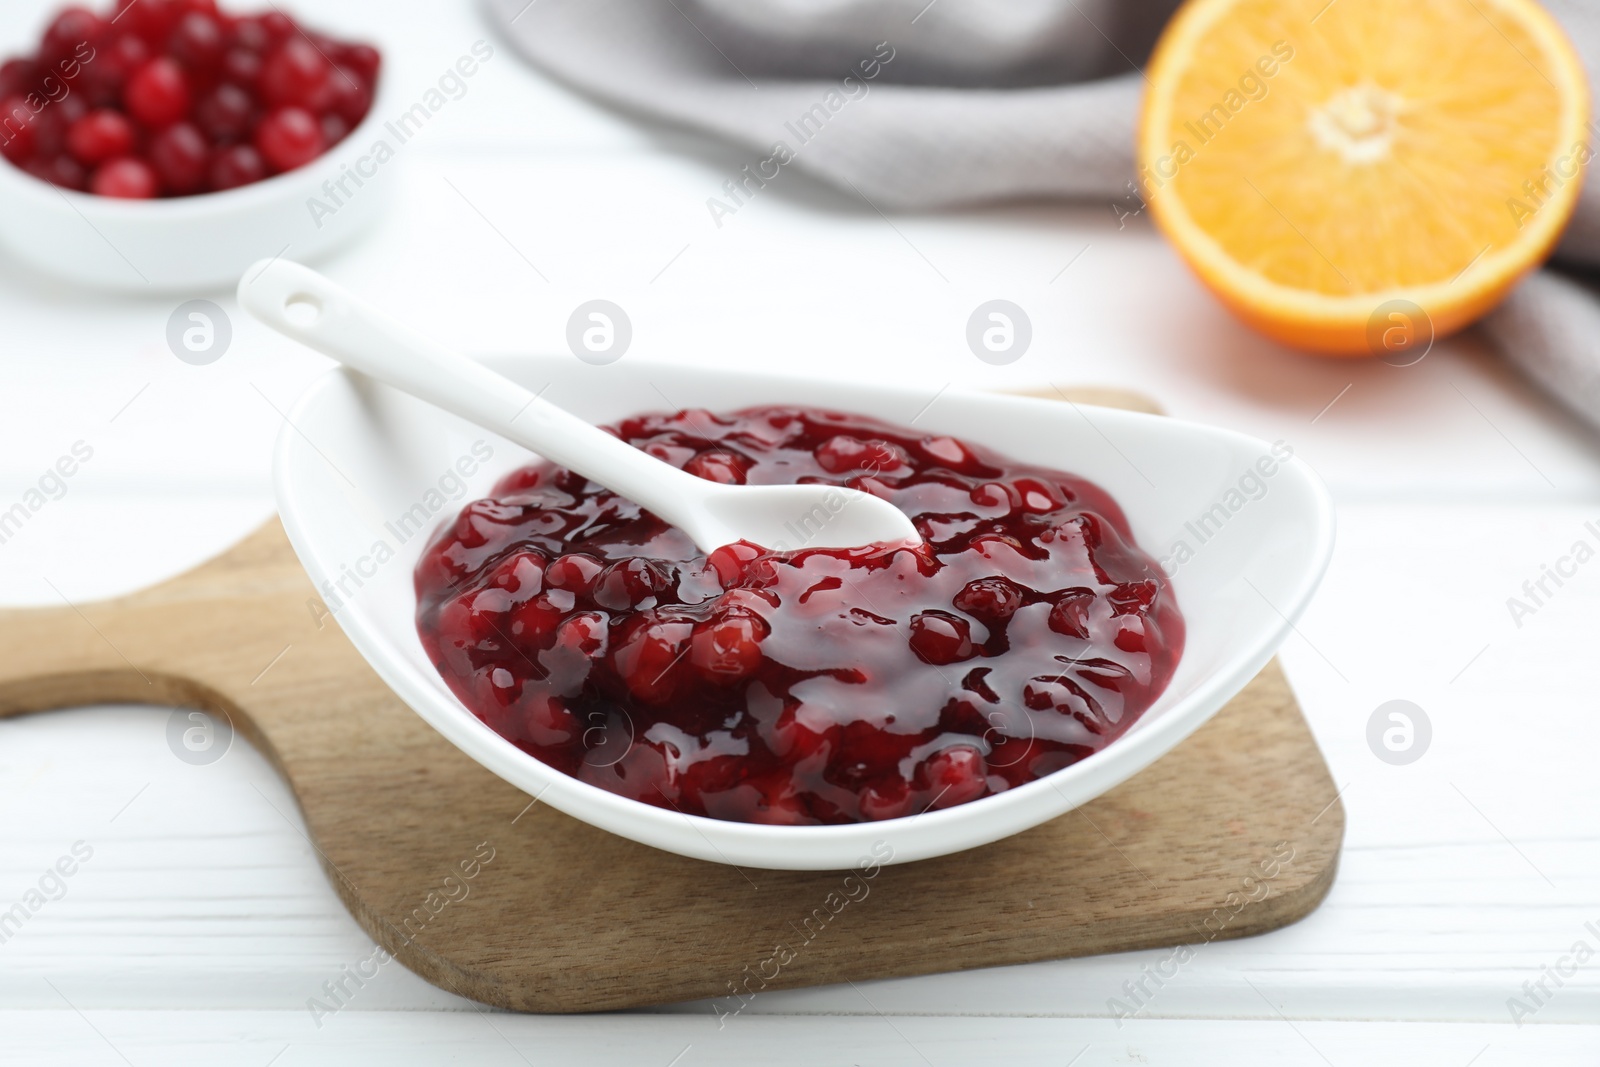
top-left (486, 0), bottom-right (1600, 428)
top-left (482, 0), bottom-right (1167, 205)
top-left (1479, 271), bottom-right (1600, 432)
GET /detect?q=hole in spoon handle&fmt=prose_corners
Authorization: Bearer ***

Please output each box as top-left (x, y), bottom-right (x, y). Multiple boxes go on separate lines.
top-left (285, 294), bottom-right (322, 326)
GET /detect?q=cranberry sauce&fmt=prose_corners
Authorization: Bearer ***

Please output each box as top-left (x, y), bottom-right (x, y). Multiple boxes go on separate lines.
top-left (415, 406), bottom-right (1184, 826)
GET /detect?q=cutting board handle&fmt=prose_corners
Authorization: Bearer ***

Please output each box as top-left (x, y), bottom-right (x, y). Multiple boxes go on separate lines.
top-left (0, 600), bottom-right (170, 719)
top-left (0, 521), bottom-right (316, 749)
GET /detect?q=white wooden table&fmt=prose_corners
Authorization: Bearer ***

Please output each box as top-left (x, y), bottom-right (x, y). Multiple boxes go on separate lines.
top-left (2, 2), bottom-right (1597, 1062)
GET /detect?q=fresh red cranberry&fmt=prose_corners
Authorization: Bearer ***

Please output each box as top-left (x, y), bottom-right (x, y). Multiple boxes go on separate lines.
top-left (147, 120), bottom-right (207, 192)
top-left (31, 104), bottom-right (73, 159)
top-left (259, 37), bottom-right (332, 110)
top-left (194, 82), bottom-right (252, 142)
top-left (57, 92), bottom-right (90, 125)
top-left (91, 156), bottom-right (157, 197)
top-left (253, 105), bottom-right (323, 171)
top-left (167, 11), bottom-right (225, 70)
top-left (124, 56), bottom-right (190, 126)
top-left (330, 67), bottom-right (372, 123)
top-left (67, 108), bottom-right (135, 165)
top-left (220, 46), bottom-right (262, 88)
top-left (41, 8), bottom-right (105, 66)
top-left (0, 96), bottom-right (38, 163)
top-left (108, 31), bottom-right (153, 74)
top-left (24, 153), bottom-right (88, 190)
top-left (304, 32), bottom-right (341, 58)
top-left (0, 59), bottom-right (38, 99)
top-left (259, 11), bottom-right (295, 41)
top-left (415, 405), bottom-right (1184, 826)
top-left (319, 112), bottom-right (349, 146)
top-left (341, 43), bottom-right (380, 81)
top-left (207, 142), bottom-right (264, 189)
top-left (118, 0), bottom-right (182, 46)
top-left (229, 16), bottom-right (270, 53)
top-left (79, 33), bottom-right (149, 105)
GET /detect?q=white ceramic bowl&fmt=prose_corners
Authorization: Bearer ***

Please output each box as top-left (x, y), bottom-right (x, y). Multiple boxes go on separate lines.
top-left (274, 358), bottom-right (1335, 870)
top-left (0, 77), bottom-right (395, 293)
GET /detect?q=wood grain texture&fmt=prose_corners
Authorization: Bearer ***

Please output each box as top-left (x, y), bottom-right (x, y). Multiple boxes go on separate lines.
top-left (1009, 385), bottom-right (1166, 416)
top-left (0, 387), bottom-right (1342, 1013)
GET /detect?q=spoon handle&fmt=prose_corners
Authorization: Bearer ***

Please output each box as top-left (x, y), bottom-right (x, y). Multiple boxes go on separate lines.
top-left (238, 259), bottom-right (707, 525)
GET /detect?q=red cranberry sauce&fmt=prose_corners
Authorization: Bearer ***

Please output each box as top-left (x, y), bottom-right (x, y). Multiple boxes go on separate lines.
top-left (415, 406), bottom-right (1185, 826)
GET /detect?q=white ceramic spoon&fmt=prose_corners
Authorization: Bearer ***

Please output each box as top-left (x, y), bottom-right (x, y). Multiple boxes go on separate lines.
top-left (238, 259), bottom-right (920, 553)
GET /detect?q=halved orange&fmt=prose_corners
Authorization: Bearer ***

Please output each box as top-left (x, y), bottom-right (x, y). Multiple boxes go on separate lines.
top-left (1139, 0), bottom-right (1590, 355)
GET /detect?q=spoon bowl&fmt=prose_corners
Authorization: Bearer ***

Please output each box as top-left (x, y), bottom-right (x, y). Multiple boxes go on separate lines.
top-left (272, 352), bottom-right (1334, 870)
top-left (694, 481), bottom-right (921, 553)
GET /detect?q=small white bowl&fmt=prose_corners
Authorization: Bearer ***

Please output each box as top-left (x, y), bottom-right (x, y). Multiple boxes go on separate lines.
top-left (275, 358), bottom-right (1335, 871)
top-left (0, 77), bottom-right (395, 293)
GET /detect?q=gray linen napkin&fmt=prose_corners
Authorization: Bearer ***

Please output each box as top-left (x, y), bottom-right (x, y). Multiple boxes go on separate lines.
top-left (485, 0), bottom-right (1600, 422)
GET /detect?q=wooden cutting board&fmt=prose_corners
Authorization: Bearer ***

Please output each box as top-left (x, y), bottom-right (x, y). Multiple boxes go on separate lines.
top-left (0, 387), bottom-right (1342, 1013)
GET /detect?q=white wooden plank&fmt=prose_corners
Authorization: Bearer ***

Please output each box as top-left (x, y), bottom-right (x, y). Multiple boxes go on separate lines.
top-left (2, 1013), bottom-right (1596, 1067)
